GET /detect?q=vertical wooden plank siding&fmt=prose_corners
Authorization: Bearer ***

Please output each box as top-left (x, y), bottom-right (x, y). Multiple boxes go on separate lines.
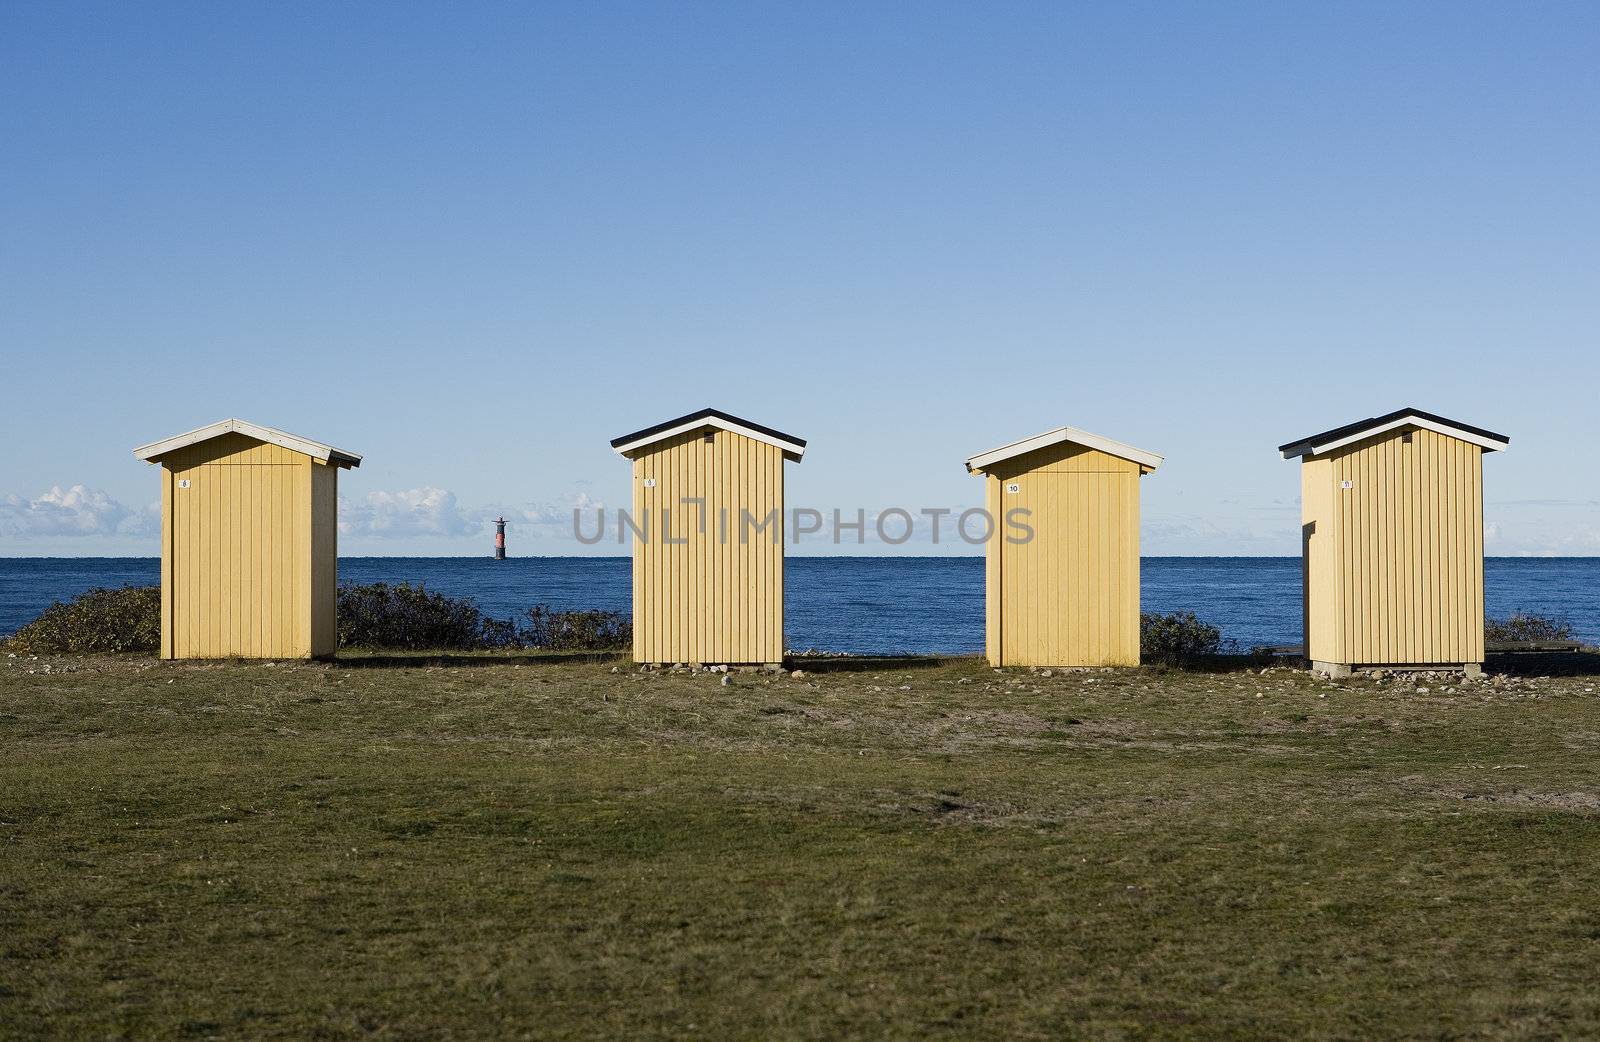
top-left (631, 449), bottom-right (645, 663)
top-left (628, 429), bottom-right (787, 664)
top-left (159, 433), bottom-right (330, 659)
top-left (984, 443), bottom-right (1144, 667)
top-left (768, 443), bottom-right (783, 665)
top-left (1306, 427), bottom-right (1487, 666)
top-left (984, 474), bottom-right (1002, 665)
top-left (309, 462), bottom-right (339, 657)
top-left (1124, 465), bottom-right (1141, 658)
top-left (1302, 457), bottom-right (1340, 663)
top-left (160, 466), bottom-right (174, 658)
top-left (291, 454), bottom-right (310, 657)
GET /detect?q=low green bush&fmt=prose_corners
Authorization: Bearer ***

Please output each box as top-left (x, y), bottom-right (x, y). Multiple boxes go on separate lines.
top-left (336, 582), bottom-right (491, 650)
top-left (3, 586), bottom-right (160, 654)
top-left (1140, 611), bottom-right (1223, 668)
top-left (1486, 612), bottom-right (1574, 643)
top-left (5, 582), bottom-right (634, 656)
top-left (337, 584), bottom-right (631, 651)
top-left (522, 604), bottom-right (632, 651)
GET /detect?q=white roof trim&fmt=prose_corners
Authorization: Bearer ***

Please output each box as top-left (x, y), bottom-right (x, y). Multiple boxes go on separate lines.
top-left (612, 416), bottom-right (806, 461)
top-left (966, 426), bottom-right (1163, 473)
top-left (1281, 416), bottom-right (1508, 459)
top-left (134, 419), bottom-right (363, 468)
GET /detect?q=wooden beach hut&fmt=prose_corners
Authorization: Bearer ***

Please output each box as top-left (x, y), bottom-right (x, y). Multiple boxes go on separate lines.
top-left (966, 426), bottom-right (1162, 667)
top-left (611, 408), bottom-right (805, 666)
top-left (1280, 408), bottom-right (1508, 676)
top-left (134, 419), bottom-right (362, 660)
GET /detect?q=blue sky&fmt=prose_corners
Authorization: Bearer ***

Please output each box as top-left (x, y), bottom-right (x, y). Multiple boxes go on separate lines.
top-left (3, 2), bottom-right (1597, 556)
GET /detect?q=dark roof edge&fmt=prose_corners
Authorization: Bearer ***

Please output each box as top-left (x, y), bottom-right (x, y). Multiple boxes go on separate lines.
top-left (610, 407), bottom-right (807, 450)
top-left (1278, 407), bottom-right (1509, 454)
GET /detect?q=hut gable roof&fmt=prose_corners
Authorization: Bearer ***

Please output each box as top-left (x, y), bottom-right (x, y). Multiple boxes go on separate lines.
top-left (134, 419), bottom-right (363, 468)
top-left (611, 408), bottom-right (807, 462)
top-left (1279, 408), bottom-right (1509, 459)
top-left (966, 426), bottom-right (1163, 474)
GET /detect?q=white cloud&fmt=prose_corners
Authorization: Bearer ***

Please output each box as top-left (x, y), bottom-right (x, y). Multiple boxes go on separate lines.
top-left (1483, 522), bottom-right (1600, 556)
top-left (489, 491), bottom-right (604, 526)
top-left (338, 488), bottom-right (607, 542)
top-left (339, 487), bottom-right (477, 539)
top-left (478, 491), bottom-right (608, 544)
top-left (0, 485), bottom-right (156, 538)
top-left (0, 482), bottom-right (597, 549)
top-left (1483, 502), bottom-right (1600, 555)
top-left (7, 480), bottom-right (1600, 559)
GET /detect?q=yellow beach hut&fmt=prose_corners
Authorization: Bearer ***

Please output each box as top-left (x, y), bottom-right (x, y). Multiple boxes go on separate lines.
top-left (1280, 408), bottom-right (1508, 676)
top-left (612, 408), bottom-right (805, 666)
top-left (134, 419), bottom-right (362, 660)
top-left (966, 426), bottom-right (1162, 667)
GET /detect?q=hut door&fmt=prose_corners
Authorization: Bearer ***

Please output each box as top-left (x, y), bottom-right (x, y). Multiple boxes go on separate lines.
top-left (169, 458), bottom-right (296, 658)
top-left (1000, 471), bottom-right (1137, 666)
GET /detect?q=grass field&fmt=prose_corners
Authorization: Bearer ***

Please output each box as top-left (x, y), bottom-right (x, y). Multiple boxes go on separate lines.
top-left (3, 651), bottom-right (1600, 1040)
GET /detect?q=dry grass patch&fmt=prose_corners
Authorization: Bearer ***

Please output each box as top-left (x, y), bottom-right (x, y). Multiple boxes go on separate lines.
top-left (3, 651), bottom-right (1600, 1039)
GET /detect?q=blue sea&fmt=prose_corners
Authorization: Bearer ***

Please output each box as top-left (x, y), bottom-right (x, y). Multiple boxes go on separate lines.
top-left (2, 557), bottom-right (1596, 655)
